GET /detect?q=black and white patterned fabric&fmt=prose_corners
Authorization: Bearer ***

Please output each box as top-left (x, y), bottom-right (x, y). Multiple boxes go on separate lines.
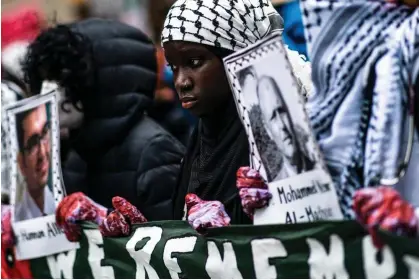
top-left (161, 0), bottom-right (284, 51)
top-left (300, 0), bottom-right (419, 218)
top-left (161, 0), bottom-right (314, 99)
top-left (1, 81), bottom-right (25, 198)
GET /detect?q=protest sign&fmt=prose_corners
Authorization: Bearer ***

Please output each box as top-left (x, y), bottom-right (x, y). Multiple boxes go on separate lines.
top-left (3, 88), bottom-right (79, 260)
top-left (2, 221), bottom-right (417, 279)
top-left (223, 34), bottom-right (343, 225)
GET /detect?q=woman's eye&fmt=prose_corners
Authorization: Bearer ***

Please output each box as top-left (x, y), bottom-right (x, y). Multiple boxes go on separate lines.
top-left (190, 58), bottom-right (202, 68)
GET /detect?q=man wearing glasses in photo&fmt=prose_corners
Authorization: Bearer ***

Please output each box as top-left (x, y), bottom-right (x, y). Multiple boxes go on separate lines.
top-left (14, 104), bottom-right (55, 221)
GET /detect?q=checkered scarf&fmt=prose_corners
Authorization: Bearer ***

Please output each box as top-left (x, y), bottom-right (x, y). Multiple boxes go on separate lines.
top-left (161, 0), bottom-right (284, 51)
top-left (160, 0), bottom-right (314, 98)
top-left (301, 0), bottom-right (419, 218)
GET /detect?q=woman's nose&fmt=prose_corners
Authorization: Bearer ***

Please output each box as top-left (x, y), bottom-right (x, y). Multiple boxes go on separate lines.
top-left (175, 70), bottom-right (193, 94)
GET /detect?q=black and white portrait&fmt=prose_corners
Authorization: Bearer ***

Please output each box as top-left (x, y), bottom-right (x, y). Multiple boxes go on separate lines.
top-left (14, 102), bottom-right (55, 222)
top-left (237, 64), bottom-right (317, 182)
top-left (224, 35), bottom-right (344, 225)
top-left (4, 89), bottom-right (78, 260)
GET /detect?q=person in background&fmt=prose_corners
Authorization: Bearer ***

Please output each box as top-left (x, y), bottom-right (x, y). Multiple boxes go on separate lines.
top-left (299, 0), bottom-right (419, 248)
top-left (1, 7), bottom-right (44, 269)
top-left (1, 5), bottom-right (44, 204)
top-left (231, 0), bottom-right (419, 248)
top-left (1, 69), bottom-right (26, 206)
top-left (23, 19), bottom-right (185, 242)
top-left (1, 7), bottom-right (44, 54)
top-left (97, 0), bottom-right (313, 237)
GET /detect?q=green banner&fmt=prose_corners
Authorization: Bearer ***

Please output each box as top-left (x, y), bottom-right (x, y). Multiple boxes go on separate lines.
top-left (28, 221), bottom-right (419, 279)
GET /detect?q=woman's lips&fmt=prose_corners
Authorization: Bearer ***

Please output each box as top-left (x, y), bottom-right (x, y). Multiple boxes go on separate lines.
top-left (182, 100), bottom-right (198, 109)
top-left (180, 96), bottom-right (198, 109)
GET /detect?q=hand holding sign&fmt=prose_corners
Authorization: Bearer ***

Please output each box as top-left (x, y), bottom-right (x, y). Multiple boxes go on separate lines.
top-left (1, 206), bottom-right (14, 249)
top-left (100, 196), bottom-right (147, 237)
top-left (186, 194), bottom-right (231, 234)
top-left (56, 192), bottom-right (107, 242)
top-left (237, 167), bottom-right (272, 220)
top-left (353, 186), bottom-right (418, 249)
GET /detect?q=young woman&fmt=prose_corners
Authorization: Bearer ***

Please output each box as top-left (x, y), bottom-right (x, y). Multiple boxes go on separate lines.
top-left (53, 0), bottom-right (312, 238)
top-left (161, 0), bottom-right (307, 226)
top-left (96, 0), bottom-right (314, 236)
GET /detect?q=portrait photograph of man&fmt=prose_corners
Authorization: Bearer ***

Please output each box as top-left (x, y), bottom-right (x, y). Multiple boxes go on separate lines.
top-left (14, 103), bottom-right (55, 222)
top-left (237, 64), bottom-right (317, 182)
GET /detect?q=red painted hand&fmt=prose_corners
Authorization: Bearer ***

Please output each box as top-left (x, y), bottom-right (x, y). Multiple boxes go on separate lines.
top-left (237, 167), bottom-right (272, 220)
top-left (1, 206), bottom-right (14, 249)
top-left (56, 192), bottom-right (107, 242)
top-left (185, 194), bottom-right (231, 234)
top-left (100, 197), bottom-right (147, 237)
top-left (353, 186), bottom-right (418, 248)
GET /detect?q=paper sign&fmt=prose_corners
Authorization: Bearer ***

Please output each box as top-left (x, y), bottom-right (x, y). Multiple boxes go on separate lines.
top-left (254, 169), bottom-right (342, 225)
top-left (223, 34), bottom-right (343, 225)
top-left (4, 89), bottom-right (79, 260)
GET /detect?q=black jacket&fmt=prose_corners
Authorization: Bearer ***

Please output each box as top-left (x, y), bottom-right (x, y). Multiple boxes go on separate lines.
top-left (62, 19), bottom-right (185, 221)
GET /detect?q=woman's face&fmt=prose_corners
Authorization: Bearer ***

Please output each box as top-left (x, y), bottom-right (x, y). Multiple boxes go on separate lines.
top-left (163, 41), bottom-right (232, 118)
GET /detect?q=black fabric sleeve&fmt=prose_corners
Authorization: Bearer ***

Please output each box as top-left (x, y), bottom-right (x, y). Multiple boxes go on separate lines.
top-left (62, 150), bottom-right (88, 196)
top-left (135, 134), bottom-right (185, 221)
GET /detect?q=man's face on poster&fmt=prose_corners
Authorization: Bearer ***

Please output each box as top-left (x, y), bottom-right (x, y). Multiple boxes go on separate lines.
top-left (258, 77), bottom-right (295, 159)
top-left (18, 105), bottom-right (51, 193)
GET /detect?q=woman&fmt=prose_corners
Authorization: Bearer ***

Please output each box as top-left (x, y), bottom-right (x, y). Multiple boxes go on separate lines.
top-left (160, 0), bottom-right (284, 226)
top-left (96, 0), bottom-right (314, 237)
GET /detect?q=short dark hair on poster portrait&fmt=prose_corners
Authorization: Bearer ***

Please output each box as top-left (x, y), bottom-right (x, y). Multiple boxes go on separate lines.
top-left (15, 108), bottom-right (37, 153)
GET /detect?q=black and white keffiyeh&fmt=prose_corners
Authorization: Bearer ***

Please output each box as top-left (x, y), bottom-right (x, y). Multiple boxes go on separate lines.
top-left (1, 81), bottom-right (25, 198)
top-left (301, 0), bottom-right (419, 218)
top-left (161, 0), bottom-right (314, 97)
top-left (161, 0), bottom-right (283, 51)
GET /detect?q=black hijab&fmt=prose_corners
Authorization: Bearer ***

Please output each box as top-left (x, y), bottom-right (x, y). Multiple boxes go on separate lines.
top-left (172, 47), bottom-right (252, 224)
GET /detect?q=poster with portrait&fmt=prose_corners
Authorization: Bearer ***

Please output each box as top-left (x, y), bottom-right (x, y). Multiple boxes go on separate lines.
top-left (223, 34), bottom-right (344, 225)
top-left (4, 88), bottom-right (79, 260)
